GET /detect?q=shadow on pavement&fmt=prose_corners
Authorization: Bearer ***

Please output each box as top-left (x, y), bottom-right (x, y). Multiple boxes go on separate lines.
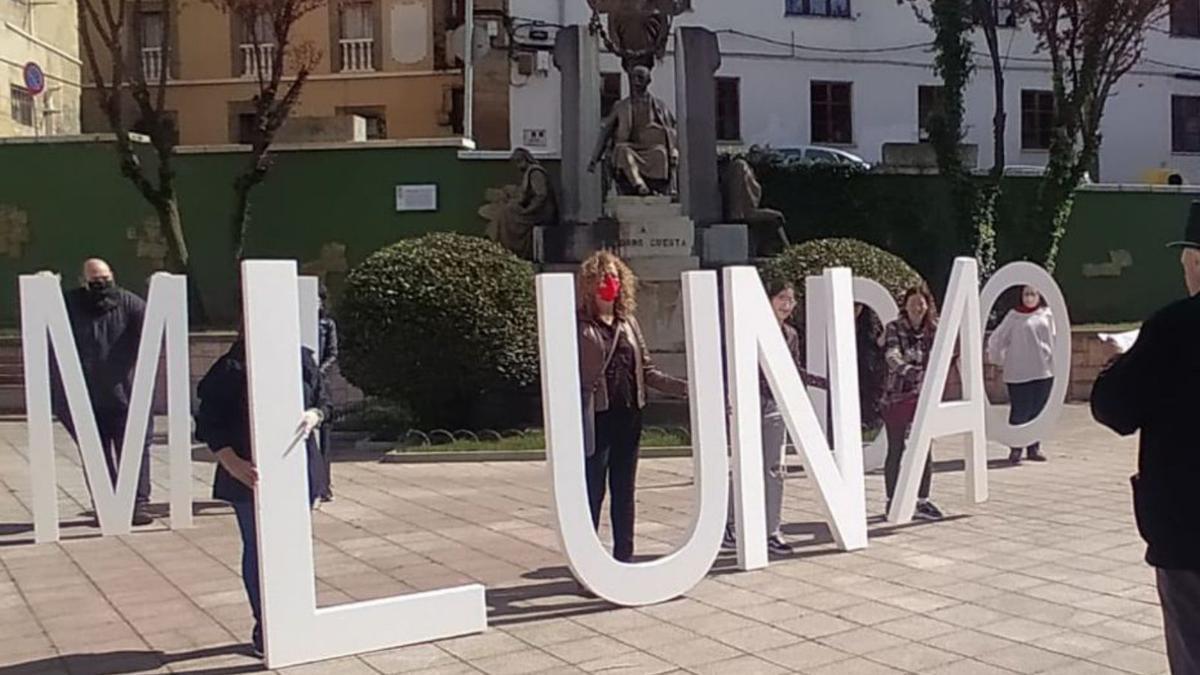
top-left (0, 644), bottom-right (263, 675)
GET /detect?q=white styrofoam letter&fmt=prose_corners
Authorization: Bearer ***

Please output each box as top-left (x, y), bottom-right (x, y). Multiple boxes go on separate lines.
top-left (21, 273), bottom-right (191, 543)
top-left (242, 261), bottom-right (485, 668)
top-left (888, 257), bottom-right (988, 524)
top-left (980, 262), bottom-right (1072, 449)
top-left (726, 266), bottom-right (867, 570)
top-left (535, 271), bottom-right (728, 606)
top-left (806, 276), bottom-right (900, 472)
top-left (298, 276), bottom-right (321, 354)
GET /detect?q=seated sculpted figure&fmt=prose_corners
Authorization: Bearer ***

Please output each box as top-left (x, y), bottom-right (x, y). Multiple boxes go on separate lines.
top-left (723, 150), bottom-right (791, 257)
top-left (588, 65), bottom-right (678, 197)
top-left (480, 148), bottom-right (558, 259)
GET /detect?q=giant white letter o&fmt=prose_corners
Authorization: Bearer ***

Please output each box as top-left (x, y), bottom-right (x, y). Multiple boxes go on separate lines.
top-left (979, 262), bottom-right (1072, 449)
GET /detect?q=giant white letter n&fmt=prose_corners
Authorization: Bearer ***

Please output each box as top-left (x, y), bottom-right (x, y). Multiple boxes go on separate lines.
top-left (21, 273), bottom-right (192, 543)
top-left (725, 266), bottom-right (867, 570)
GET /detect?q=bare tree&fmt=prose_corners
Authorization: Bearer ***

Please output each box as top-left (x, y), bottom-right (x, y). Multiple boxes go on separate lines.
top-left (209, 0), bottom-right (328, 261)
top-left (1020, 0), bottom-right (1168, 269)
top-left (79, 0), bottom-right (193, 280)
top-left (905, 0), bottom-right (1006, 275)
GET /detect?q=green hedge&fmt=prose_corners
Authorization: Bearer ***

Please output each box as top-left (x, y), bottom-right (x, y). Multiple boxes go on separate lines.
top-left (749, 159), bottom-right (1044, 293)
top-left (761, 239), bottom-right (926, 307)
top-left (338, 233), bottom-right (539, 429)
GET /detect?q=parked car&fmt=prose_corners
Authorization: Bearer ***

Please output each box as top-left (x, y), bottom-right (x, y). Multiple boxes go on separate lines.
top-left (773, 145), bottom-right (871, 170)
top-left (1003, 165), bottom-right (1093, 184)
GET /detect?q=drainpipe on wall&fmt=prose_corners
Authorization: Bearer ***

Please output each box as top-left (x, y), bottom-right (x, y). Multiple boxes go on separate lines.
top-left (464, 0), bottom-right (475, 142)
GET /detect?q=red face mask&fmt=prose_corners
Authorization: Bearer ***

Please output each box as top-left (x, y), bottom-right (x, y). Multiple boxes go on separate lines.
top-left (597, 274), bottom-right (621, 303)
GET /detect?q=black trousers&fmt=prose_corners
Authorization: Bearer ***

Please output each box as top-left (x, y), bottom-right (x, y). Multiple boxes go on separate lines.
top-left (586, 407), bottom-right (643, 563)
top-left (319, 424), bottom-right (333, 497)
top-left (59, 404), bottom-right (152, 507)
top-left (883, 401), bottom-right (931, 502)
top-left (1007, 378), bottom-right (1053, 453)
top-left (1157, 568), bottom-right (1200, 675)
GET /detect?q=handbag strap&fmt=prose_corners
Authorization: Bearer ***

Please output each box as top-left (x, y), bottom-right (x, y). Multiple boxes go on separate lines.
top-left (592, 319), bottom-right (624, 391)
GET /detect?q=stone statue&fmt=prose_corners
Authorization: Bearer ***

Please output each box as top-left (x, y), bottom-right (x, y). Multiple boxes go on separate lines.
top-left (591, 0), bottom-right (683, 72)
top-left (587, 65), bottom-right (678, 197)
top-left (723, 152), bottom-right (790, 257)
top-left (480, 148), bottom-right (558, 259)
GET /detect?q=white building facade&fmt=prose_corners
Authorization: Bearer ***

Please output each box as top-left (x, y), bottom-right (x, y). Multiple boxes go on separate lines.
top-left (507, 0), bottom-right (1200, 184)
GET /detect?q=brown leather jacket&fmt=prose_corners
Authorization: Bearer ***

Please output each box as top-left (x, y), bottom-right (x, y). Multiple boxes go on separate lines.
top-left (578, 314), bottom-right (687, 412)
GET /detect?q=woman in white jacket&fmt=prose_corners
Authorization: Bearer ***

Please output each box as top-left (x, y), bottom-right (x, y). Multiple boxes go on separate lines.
top-left (987, 286), bottom-right (1055, 464)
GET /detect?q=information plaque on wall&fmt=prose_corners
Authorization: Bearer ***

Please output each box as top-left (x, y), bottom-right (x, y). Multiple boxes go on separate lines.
top-left (395, 184), bottom-right (439, 212)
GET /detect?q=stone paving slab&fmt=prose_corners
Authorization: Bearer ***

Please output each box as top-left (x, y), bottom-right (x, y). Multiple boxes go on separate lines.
top-left (0, 406), bottom-right (1171, 674)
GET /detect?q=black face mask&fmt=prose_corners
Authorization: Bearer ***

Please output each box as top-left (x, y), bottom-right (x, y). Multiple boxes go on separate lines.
top-left (86, 279), bottom-right (119, 311)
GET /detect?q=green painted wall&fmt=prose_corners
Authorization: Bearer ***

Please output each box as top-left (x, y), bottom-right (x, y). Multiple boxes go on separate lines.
top-left (0, 138), bottom-right (1192, 327)
top-left (0, 140), bottom-right (528, 324)
top-left (1054, 189), bottom-right (1199, 324)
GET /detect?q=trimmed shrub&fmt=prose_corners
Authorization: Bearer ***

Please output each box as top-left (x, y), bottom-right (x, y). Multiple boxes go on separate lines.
top-left (761, 238), bottom-right (926, 306)
top-left (338, 233), bottom-right (539, 428)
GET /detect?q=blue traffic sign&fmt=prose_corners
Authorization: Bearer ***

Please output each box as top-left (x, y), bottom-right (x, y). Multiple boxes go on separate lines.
top-left (23, 62), bottom-right (45, 96)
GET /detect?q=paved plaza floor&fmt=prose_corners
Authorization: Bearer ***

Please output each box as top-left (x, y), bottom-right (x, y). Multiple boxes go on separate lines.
top-left (0, 406), bottom-right (1171, 674)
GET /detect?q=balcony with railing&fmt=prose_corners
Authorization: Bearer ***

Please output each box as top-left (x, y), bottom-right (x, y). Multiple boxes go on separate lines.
top-left (141, 47), bottom-right (164, 82)
top-left (240, 43), bottom-right (276, 79)
top-left (339, 38), bottom-right (375, 72)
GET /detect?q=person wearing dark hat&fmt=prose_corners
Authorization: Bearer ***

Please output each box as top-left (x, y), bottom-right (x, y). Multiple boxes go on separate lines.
top-left (1091, 201), bottom-right (1200, 674)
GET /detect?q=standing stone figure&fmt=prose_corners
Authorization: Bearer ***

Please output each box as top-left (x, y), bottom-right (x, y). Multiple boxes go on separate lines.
top-left (588, 66), bottom-right (678, 197)
top-left (723, 153), bottom-right (790, 257)
top-left (594, 0), bottom-right (682, 72)
top-left (481, 148), bottom-right (558, 259)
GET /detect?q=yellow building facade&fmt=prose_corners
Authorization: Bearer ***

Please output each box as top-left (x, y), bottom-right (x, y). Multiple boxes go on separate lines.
top-left (1, 0), bottom-right (82, 137)
top-left (81, 0), bottom-right (510, 148)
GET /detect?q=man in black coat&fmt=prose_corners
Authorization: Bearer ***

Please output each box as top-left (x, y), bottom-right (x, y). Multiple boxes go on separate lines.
top-left (194, 337), bottom-right (330, 658)
top-left (54, 258), bottom-right (153, 526)
top-left (1092, 202), bottom-right (1200, 674)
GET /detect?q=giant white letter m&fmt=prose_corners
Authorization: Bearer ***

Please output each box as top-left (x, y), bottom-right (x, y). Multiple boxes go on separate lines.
top-left (20, 273), bottom-right (191, 543)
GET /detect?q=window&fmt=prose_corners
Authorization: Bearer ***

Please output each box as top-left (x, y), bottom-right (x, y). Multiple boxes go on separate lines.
top-left (785, 0), bottom-right (851, 18)
top-left (449, 86), bottom-right (464, 135)
top-left (139, 12), bottom-right (166, 81)
top-left (236, 112), bottom-right (258, 144)
top-left (339, 3), bottom-right (376, 71)
top-left (716, 77), bottom-right (741, 141)
top-left (9, 85), bottom-right (33, 127)
top-left (1021, 89), bottom-right (1055, 150)
top-left (1173, 96), bottom-right (1200, 152)
top-left (995, 0), bottom-right (1017, 28)
top-left (810, 81), bottom-right (853, 145)
top-left (1172, 0), bottom-right (1200, 37)
top-left (241, 11), bottom-right (275, 43)
top-left (917, 85), bottom-right (944, 142)
top-left (133, 111), bottom-right (179, 145)
top-left (601, 72), bottom-right (622, 119)
top-left (139, 11), bottom-right (164, 48)
top-left (340, 3), bottom-right (372, 39)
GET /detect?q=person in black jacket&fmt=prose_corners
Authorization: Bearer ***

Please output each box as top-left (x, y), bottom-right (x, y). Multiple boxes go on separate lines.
top-left (52, 259), bottom-right (154, 526)
top-left (1091, 202), bottom-right (1200, 674)
top-left (316, 284), bottom-right (338, 502)
top-left (193, 337), bottom-right (330, 658)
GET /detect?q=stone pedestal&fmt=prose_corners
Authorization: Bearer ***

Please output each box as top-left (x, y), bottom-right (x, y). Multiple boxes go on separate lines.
top-left (702, 224), bottom-right (749, 265)
top-left (554, 26), bottom-right (603, 225)
top-left (674, 27), bottom-right (722, 226)
top-left (604, 195), bottom-right (699, 370)
top-left (533, 222), bottom-right (618, 263)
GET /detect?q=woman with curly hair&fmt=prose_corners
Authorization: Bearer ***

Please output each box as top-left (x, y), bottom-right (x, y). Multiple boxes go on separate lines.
top-left (882, 284), bottom-right (945, 521)
top-left (577, 250), bottom-right (687, 562)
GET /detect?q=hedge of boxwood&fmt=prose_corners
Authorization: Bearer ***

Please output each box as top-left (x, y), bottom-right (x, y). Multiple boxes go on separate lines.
top-left (338, 233), bottom-right (539, 428)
